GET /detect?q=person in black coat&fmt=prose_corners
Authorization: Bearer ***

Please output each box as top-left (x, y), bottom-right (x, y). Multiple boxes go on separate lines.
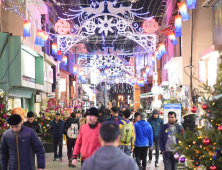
top-left (1, 114), bottom-right (45, 170)
top-left (98, 109), bottom-right (109, 123)
top-left (23, 111), bottom-right (42, 137)
top-left (62, 112), bottom-right (79, 167)
top-left (182, 113), bottom-right (196, 132)
top-left (49, 113), bottom-right (64, 161)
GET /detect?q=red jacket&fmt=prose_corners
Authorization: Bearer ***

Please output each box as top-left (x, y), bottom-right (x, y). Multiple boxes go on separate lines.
top-left (73, 123), bottom-right (101, 160)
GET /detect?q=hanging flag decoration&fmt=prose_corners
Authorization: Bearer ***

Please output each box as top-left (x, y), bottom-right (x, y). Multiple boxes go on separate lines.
top-left (159, 43), bottom-right (167, 56)
top-left (52, 43), bottom-right (57, 55)
top-left (155, 50), bottom-right (161, 60)
top-left (23, 20), bottom-right (31, 37)
top-left (34, 30), bottom-right (41, 46)
top-left (178, 2), bottom-right (190, 21)
top-left (62, 56), bottom-right (67, 65)
top-left (73, 65), bottom-right (78, 75)
top-left (142, 19), bottom-right (159, 34)
top-left (57, 51), bottom-right (62, 61)
top-left (169, 32), bottom-right (178, 45)
top-left (146, 66), bottom-right (150, 75)
top-left (175, 15), bottom-right (182, 37)
top-left (151, 55), bottom-right (155, 65)
top-left (81, 75), bottom-right (86, 83)
top-left (137, 80), bottom-right (145, 87)
top-left (39, 31), bottom-right (45, 47)
top-left (143, 72), bottom-right (147, 80)
top-left (187, 0), bottom-right (196, 9)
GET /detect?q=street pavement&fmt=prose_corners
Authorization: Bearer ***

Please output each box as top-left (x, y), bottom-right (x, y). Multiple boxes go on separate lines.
top-left (45, 146), bottom-right (164, 170)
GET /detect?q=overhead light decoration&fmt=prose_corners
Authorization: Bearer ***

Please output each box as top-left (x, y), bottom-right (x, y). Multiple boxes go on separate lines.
top-left (62, 56), bottom-right (67, 65)
top-left (175, 15), bottom-right (182, 37)
top-left (81, 75), bottom-right (86, 83)
top-left (52, 43), bottom-right (57, 55)
top-left (79, 68), bottom-right (83, 79)
top-left (187, 0), bottom-right (197, 9)
top-left (23, 20), bottom-right (31, 37)
top-left (159, 43), bottom-right (167, 56)
top-left (57, 51), bottom-right (62, 61)
top-left (132, 78), bottom-right (137, 85)
top-left (73, 65), bottom-right (78, 75)
top-left (104, 69), bottom-right (108, 75)
top-left (151, 55), bottom-right (155, 65)
top-left (34, 30), bottom-right (41, 46)
top-left (142, 19), bottom-right (159, 34)
top-left (169, 32), bottom-right (178, 45)
top-left (155, 50), bottom-right (162, 60)
top-left (146, 66), bottom-right (150, 75)
top-left (55, 20), bottom-right (71, 35)
top-left (137, 79), bottom-right (145, 87)
top-left (143, 72), bottom-right (147, 80)
top-left (178, 2), bottom-right (190, 21)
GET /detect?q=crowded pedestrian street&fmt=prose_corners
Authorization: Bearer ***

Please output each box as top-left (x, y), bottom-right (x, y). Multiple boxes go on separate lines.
top-left (1, 0), bottom-right (222, 170)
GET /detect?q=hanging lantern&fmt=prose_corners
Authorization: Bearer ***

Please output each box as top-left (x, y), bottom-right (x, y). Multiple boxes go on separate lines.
top-left (137, 80), bottom-right (144, 87)
top-left (39, 31), bottom-right (45, 47)
top-left (151, 55), bottom-right (155, 65)
top-left (81, 75), bottom-right (86, 83)
top-left (155, 50), bottom-right (162, 60)
top-left (23, 20), bottom-right (31, 37)
top-left (73, 65), bottom-right (77, 75)
top-left (169, 32), bottom-right (178, 45)
top-left (132, 78), bottom-right (137, 85)
top-left (34, 30), bottom-right (41, 46)
top-left (178, 2), bottom-right (190, 21)
top-left (175, 15), bottom-right (182, 37)
top-left (143, 72), bottom-right (147, 80)
top-left (52, 43), bottom-right (57, 55)
top-left (62, 56), bottom-right (67, 65)
top-left (79, 69), bottom-right (83, 78)
top-left (57, 51), bottom-right (62, 61)
top-left (145, 80), bottom-right (148, 84)
top-left (146, 66), bottom-right (150, 75)
top-left (159, 43), bottom-right (167, 55)
top-left (104, 69), bottom-right (108, 75)
top-left (187, 0), bottom-right (196, 9)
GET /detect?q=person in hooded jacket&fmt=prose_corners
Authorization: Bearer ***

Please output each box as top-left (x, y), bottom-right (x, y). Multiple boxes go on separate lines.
top-left (148, 109), bottom-right (163, 167)
top-left (81, 121), bottom-right (138, 170)
top-left (62, 112), bottom-right (79, 167)
top-left (98, 109), bottom-right (109, 123)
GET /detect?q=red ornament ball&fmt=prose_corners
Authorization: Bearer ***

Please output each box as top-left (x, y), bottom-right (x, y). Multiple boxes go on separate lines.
top-left (203, 138), bottom-right (211, 146)
top-left (210, 165), bottom-right (218, 170)
top-left (191, 106), bottom-right (197, 113)
top-left (202, 104), bottom-right (208, 110)
top-left (218, 125), bottom-right (222, 131)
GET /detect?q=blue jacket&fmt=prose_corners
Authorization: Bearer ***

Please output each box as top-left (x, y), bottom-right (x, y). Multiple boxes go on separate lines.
top-left (159, 123), bottom-right (184, 152)
top-left (50, 119), bottom-right (64, 138)
top-left (1, 125), bottom-right (45, 170)
top-left (148, 116), bottom-right (163, 139)
top-left (134, 120), bottom-right (153, 147)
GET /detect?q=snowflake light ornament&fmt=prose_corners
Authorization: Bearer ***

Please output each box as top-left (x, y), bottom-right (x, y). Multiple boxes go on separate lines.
top-left (98, 15), bottom-right (115, 36)
top-left (104, 56), bottom-right (113, 67)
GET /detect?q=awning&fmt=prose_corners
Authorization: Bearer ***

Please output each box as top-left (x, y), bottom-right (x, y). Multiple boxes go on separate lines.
top-left (8, 87), bottom-right (36, 99)
top-left (140, 92), bottom-right (154, 98)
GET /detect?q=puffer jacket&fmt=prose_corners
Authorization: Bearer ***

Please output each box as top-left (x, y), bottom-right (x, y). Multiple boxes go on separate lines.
top-left (98, 114), bottom-right (109, 123)
top-left (23, 121), bottom-right (43, 137)
top-left (73, 123), bottom-right (101, 160)
top-left (0, 125), bottom-right (45, 170)
top-left (49, 119), bottom-right (64, 138)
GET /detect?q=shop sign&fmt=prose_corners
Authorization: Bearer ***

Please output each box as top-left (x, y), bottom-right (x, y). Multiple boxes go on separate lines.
top-left (151, 86), bottom-right (160, 95)
top-left (48, 93), bottom-right (55, 98)
top-left (92, 89), bottom-right (98, 94)
top-left (163, 104), bottom-right (181, 124)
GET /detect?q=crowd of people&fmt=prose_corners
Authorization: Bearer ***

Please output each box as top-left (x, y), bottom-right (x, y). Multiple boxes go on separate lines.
top-left (0, 106), bottom-right (184, 170)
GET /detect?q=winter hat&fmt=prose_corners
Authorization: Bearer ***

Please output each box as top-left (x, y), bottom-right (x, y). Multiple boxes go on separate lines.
top-left (111, 107), bottom-right (118, 113)
top-left (140, 112), bottom-right (147, 119)
top-left (86, 107), bottom-right (99, 117)
top-left (55, 113), bottom-right (60, 116)
top-left (8, 114), bottom-right (22, 125)
top-left (27, 111), bottom-right (34, 118)
top-left (152, 109), bottom-right (159, 115)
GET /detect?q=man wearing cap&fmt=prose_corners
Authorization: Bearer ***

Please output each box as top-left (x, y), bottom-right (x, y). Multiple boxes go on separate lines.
top-left (49, 113), bottom-right (64, 161)
top-left (134, 113), bottom-right (153, 170)
top-left (72, 107), bottom-right (101, 167)
top-left (147, 109), bottom-right (163, 167)
top-left (1, 114), bottom-right (45, 170)
top-left (24, 111), bottom-right (42, 137)
top-left (108, 106), bottom-right (123, 122)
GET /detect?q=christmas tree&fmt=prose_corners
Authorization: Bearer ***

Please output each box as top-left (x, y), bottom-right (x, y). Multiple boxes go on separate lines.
top-left (174, 63), bottom-right (222, 170)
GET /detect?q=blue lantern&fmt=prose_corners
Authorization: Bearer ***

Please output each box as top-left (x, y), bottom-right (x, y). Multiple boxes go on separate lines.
top-left (57, 51), bottom-right (62, 61)
top-left (187, 0), bottom-right (196, 9)
top-left (178, 2), bottom-right (190, 21)
top-left (175, 15), bottom-right (182, 37)
top-left (23, 20), bottom-right (31, 37)
top-left (169, 32), bottom-right (178, 45)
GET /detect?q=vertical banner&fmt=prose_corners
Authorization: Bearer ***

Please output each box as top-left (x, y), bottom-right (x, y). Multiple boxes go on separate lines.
top-left (163, 104), bottom-right (181, 124)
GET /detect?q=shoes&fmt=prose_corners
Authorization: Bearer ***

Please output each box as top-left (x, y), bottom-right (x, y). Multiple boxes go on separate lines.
top-left (68, 159), bottom-right (72, 167)
top-left (78, 158), bottom-right (81, 162)
top-left (155, 163), bottom-right (159, 167)
top-left (59, 157), bottom-right (62, 161)
top-left (139, 165), bottom-right (143, 170)
top-left (53, 158), bottom-right (57, 161)
top-left (147, 160), bottom-right (152, 165)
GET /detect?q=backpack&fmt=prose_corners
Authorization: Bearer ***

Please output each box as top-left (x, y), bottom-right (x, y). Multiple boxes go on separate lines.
top-left (120, 120), bottom-right (133, 144)
top-left (67, 123), bottom-right (79, 139)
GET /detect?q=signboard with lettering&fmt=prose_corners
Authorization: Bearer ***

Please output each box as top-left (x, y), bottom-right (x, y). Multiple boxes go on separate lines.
top-left (163, 104), bottom-right (181, 124)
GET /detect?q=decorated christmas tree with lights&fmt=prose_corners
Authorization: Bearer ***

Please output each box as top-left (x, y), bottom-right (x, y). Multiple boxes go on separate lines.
top-left (174, 63), bottom-right (222, 170)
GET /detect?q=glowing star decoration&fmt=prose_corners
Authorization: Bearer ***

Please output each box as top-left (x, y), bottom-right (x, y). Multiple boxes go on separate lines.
top-left (146, 66), bottom-right (150, 75)
top-left (187, 0), bottom-right (197, 9)
top-left (98, 15), bottom-right (115, 36)
top-left (23, 20), bottom-right (31, 37)
top-left (175, 15), bottom-right (182, 37)
top-left (178, 2), bottom-right (190, 21)
top-left (57, 51), bottom-right (62, 61)
top-left (55, 20), bottom-right (71, 35)
top-left (62, 56), bottom-right (68, 65)
top-left (73, 65), bottom-right (78, 75)
top-left (142, 19), bottom-right (158, 33)
top-left (169, 32), bottom-right (178, 45)
top-left (52, 43), bottom-right (57, 55)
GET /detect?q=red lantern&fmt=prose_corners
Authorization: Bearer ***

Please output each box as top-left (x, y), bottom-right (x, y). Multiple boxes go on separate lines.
top-left (202, 104), bottom-right (208, 110)
top-left (203, 138), bottom-right (211, 146)
top-left (218, 125), bottom-right (222, 131)
top-left (191, 106), bottom-right (197, 113)
top-left (210, 165), bottom-right (218, 170)
top-left (142, 19), bottom-right (158, 34)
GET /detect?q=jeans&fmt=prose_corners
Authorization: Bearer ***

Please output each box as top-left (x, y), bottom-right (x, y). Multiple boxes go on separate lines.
top-left (149, 139), bottom-right (160, 164)
top-left (163, 152), bottom-right (178, 170)
top-left (53, 137), bottom-right (63, 158)
top-left (120, 145), bottom-right (131, 156)
top-left (67, 138), bottom-right (76, 160)
top-left (135, 146), bottom-right (148, 170)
